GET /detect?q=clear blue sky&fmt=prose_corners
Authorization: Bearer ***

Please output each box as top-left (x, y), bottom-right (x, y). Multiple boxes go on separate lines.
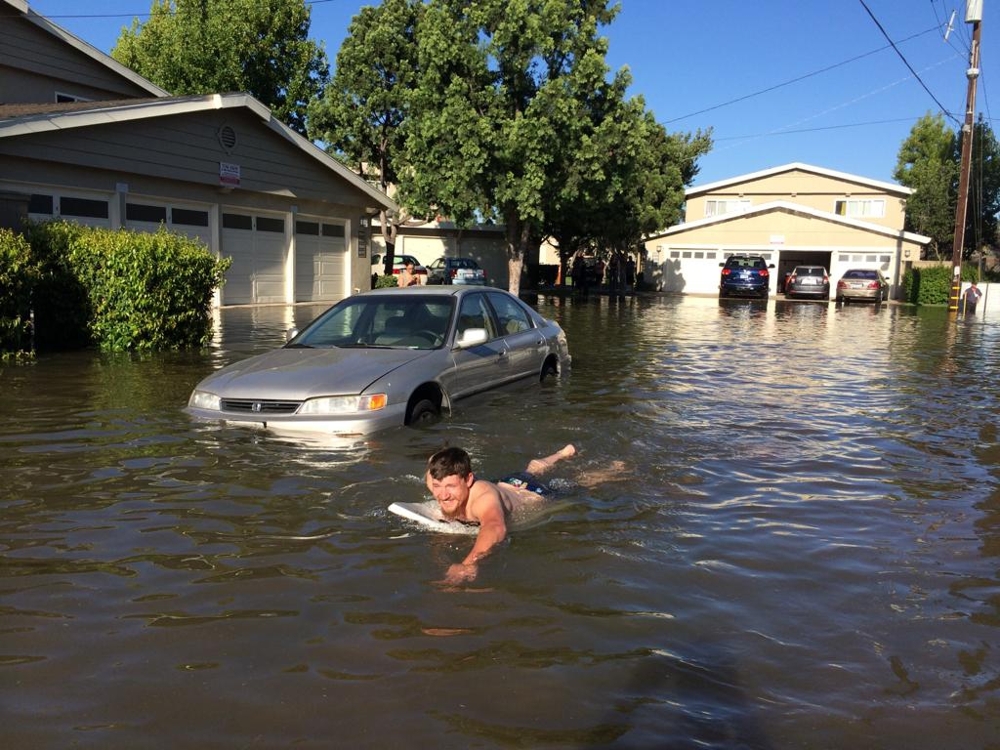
top-left (28, 0), bottom-right (997, 187)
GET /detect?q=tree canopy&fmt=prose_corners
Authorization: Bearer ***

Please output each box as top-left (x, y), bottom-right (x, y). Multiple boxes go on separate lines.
top-left (112, 0), bottom-right (329, 135)
top-left (399, 0), bottom-right (708, 294)
top-left (308, 0), bottom-right (423, 267)
top-left (894, 112), bottom-right (1000, 260)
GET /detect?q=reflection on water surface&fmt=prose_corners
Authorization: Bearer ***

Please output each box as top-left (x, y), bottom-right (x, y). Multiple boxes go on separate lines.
top-left (2, 296), bottom-right (999, 748)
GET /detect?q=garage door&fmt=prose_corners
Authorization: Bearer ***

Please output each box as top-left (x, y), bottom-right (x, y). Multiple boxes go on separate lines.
top-left (221, 212), bottom-right (287, 305)
top-left (294, 220), bottom-right (347, 303)
top-left (125, 202), bottom-right (212, 248)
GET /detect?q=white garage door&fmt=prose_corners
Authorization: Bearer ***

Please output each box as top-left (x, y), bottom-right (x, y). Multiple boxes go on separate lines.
top-left (221, 212), bottom-right (288, 305)
top-left (125, 202), bottom-right (212, 247)
top-left (294, 219), bottom-right (347, 303)
top-left (28, 194), bottom-right (112, 228)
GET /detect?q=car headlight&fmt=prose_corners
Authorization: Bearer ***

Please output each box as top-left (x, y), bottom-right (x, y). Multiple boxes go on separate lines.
top-left (189, 390), bottom-right (221, 411)
top-left (298, 394), bottom-right (388, 415)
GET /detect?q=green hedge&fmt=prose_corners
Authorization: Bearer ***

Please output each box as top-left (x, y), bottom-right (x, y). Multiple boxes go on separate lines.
top-left (6, 221), bottom-right (231, 353)
top-left (901, 264), bottom-right (980, 306)
top-left (0, 228), bottom-right (38, 360)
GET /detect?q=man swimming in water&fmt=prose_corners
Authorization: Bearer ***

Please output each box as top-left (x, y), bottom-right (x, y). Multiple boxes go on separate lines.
top-left (425, 444), bottom-right (578, 584)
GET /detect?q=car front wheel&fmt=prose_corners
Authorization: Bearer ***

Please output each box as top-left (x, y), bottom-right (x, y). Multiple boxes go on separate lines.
top-left (406, 398), bottom-right (440, 426)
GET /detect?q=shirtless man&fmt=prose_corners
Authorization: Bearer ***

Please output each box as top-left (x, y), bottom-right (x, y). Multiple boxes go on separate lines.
top-left (425, 444), bottom-right (577, 584)
top-left (398, 260), bottom-right (421, 287)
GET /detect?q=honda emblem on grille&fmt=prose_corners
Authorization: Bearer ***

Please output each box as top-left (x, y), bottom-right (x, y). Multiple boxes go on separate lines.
top-left (252, 402), bottom-right (263, 413)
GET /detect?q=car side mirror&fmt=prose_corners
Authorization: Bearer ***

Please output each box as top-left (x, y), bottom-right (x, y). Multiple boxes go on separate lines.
top-left (455, 328), bottom-right (489, 348)
top-left (719, 262), bottom-right (725, 267)
top-left (768, 264), bottom-right (775, 269)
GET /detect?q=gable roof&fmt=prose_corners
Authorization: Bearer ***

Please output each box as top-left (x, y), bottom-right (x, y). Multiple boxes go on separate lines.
top-left (3, 0), bottom-right (169, 98)
top-left (687, 162), bottom-right (913, 198)
top-left (0, 93), bottom-right (397, 211)
top-left (647, 200), bottom-right (930, 245)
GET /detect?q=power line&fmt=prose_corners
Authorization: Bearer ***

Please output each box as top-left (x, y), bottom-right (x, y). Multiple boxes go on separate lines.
top-left (857, 0), bottom-right (959, 124)
top-left (713, 117), bottom-right (935, 141)
top-left (665, 24), bottom-right (941, 124)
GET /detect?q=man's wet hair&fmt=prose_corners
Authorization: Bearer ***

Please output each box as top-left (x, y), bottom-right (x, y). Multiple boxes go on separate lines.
top-left (427, 446), bottom-right (472, 479)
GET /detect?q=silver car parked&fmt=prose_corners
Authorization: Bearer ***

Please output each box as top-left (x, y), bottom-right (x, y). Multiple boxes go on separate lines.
top-left (186, 287), bottom-right (570, 436)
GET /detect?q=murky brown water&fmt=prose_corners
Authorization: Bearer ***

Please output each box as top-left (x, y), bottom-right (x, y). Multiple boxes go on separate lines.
top-left (3, 295), bottom-right (999, 749)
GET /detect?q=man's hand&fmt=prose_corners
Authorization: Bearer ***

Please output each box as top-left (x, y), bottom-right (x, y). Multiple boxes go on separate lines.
top-left (445, 563), bottom-right (477, 585)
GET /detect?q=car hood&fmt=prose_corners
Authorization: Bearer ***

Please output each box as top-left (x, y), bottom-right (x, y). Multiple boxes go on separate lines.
top-left (196, 346), bottom-right (437, 400)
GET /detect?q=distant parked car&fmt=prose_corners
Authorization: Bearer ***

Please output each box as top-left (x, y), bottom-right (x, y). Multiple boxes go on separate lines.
top-left (784, 265), bottom-right (830, 299)
top-left (186, 286), bottom-right (569, 436)
top-left (719, 254), bottom-right (774, 299)
top-left (836, 268), bottom-right (889, 304)
top-left (426, 256), bottom-right (487, 286)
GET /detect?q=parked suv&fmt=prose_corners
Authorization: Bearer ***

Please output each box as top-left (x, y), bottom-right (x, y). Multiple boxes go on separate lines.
top-left (784, 265), bottom-right (830, 299)
top-left (719, 255), bottom-right (774, 299)
top-left (426, 257), bottom-right (487, 286)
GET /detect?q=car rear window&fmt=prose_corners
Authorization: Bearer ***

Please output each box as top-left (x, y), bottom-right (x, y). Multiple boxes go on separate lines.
top-left (727, 257), bottom-right (766, 269)
top-left (843, 270), bottom-right (876, 279)
top-left (796, 267), bottom-right (825, 275)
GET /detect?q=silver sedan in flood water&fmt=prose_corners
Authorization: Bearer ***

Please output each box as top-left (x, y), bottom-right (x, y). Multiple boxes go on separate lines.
top-left (186, 286), bottom-right (570, 436)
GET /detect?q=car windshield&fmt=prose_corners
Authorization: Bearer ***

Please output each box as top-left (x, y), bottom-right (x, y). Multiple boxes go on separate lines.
top-left (289, 296), bottom-right (455, 350)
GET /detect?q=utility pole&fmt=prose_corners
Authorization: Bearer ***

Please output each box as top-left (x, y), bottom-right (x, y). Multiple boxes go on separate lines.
top-left (950, 0), bottom-right (983, 313)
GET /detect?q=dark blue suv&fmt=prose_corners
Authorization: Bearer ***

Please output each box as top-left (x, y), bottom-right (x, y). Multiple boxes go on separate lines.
top-left (719, 255), bottom-right (774, 299)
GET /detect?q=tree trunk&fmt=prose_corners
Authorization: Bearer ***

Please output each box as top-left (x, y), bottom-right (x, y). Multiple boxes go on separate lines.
top-left (380, 209), bottom-right (398, 276)
top-left (504, 213), bottom-right (531, 296)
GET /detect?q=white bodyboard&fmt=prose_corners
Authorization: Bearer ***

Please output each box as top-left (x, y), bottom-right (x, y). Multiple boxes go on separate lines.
top-left (388, 501), bottom-right (479, 535)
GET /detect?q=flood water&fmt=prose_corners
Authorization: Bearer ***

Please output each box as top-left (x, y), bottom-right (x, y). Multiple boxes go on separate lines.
top-left (3, 294), bottom-right (1000, 749)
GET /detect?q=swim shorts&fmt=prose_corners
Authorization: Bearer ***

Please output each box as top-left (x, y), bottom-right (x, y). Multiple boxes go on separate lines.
top-left (495, 471), bottom-right (552, 496)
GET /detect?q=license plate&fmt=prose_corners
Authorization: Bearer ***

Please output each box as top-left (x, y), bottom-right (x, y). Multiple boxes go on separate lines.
top-left (802, 278), bottom-right (817, 285)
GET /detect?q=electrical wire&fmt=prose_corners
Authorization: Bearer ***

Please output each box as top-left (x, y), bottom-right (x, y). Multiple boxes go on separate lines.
top-left (665, 24), bottom-right (942, 124)
top-left (857, 0), bottom-right (959, 124)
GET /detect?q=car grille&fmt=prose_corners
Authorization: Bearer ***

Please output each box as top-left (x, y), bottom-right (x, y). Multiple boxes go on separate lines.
top-left (221, 399), bottom-right (301, 415)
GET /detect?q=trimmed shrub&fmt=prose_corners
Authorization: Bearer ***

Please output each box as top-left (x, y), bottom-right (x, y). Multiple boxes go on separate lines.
top-left (0, 228), bottom-right (38, 359)
top-left (374, 273), bottom-right (399, 288)
top-left (902, 263), bottom-right (981, 306)
top-left (17, 220), bottom-right (231, 352)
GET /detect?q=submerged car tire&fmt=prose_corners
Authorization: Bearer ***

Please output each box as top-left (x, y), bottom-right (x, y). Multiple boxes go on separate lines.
top-left (406, 398), bottom-right (440, 426)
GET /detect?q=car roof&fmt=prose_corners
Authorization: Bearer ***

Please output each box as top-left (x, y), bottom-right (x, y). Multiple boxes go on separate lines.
top-left (358, 285), bottom-right (492, 299)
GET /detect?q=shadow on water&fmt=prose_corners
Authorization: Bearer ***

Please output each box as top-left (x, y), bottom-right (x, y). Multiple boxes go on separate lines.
top-left (3, 295), bottom-right (1000, 748)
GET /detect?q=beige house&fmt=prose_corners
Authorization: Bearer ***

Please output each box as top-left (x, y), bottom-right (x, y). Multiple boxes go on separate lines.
top-left (0, 0), bottom-right (395, 306)
top-left (644, 163), bottom-right (930, 298)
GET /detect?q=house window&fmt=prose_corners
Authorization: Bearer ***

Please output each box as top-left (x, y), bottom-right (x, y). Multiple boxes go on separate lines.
top-left (29, 194), bottom-right (54, 215)
top-left (55, 92), bottom-right (90, 103)
top-left (705, 199), bottom-right (751, 217)
top-left (835, 199), bottom-right (885, 218)
top-left (172, 208), bottom-right (209, 227)
top-left (126, 203), bottom-right (167, 223)
top-left (256, 217), bottom-right (284, 233)
top-left (60, 197), bottom-right (108, 219)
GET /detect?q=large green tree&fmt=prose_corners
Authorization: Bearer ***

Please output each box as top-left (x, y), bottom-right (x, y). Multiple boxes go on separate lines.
top-left (895, 112), bottom-right (1000, 260)
top-left (894, 113), bottom-right (959, 259)
top-left (403, 0), bottom-right (622, 294)
top-left (965, 117), bottom-right (1000, 257)
top-left (308, 0), bottom-right (423, 272)
top-left (112, 0), bottom-right (328, 135)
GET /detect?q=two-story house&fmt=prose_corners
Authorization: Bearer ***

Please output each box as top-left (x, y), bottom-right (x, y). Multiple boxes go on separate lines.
top-left (643, 163), bottom-right (930, 298)
top-left (0, 0), bottom-right (395, 306)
